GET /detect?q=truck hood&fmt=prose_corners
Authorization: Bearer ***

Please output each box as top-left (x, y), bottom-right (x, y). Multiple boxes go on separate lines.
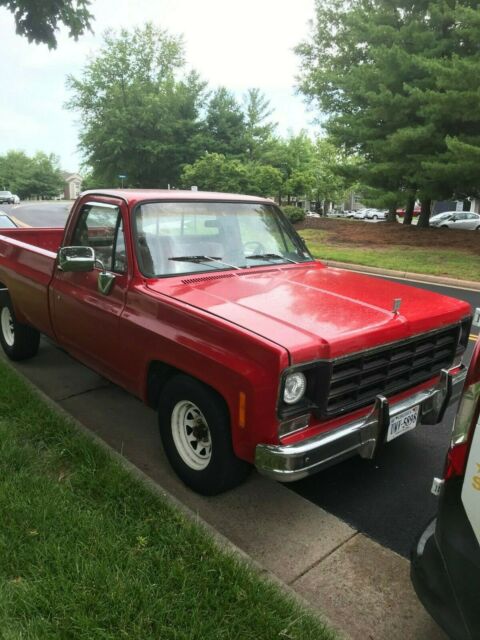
top-left (147, 262), bottom-right (471, 363)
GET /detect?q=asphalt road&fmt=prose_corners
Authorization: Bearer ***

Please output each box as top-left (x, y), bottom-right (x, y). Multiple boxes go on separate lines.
top-left (291, 276), bottom-right (479, 558)
top-left (5, 201), bottom-right (479, 558)
top-left (2, 201), bottom-right (71, 227)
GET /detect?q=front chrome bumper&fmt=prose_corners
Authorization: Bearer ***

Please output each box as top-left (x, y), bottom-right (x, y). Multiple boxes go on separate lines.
top-left (255, 365), bottom-right (468, 483)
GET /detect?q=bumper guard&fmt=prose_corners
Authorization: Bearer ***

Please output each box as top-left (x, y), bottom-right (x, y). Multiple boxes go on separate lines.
top-left (255, 365), bottom-right (468, 483)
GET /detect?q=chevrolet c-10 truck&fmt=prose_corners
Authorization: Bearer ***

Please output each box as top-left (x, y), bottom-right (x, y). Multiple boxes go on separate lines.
top-left (0, 190), bottom-right (472, 494)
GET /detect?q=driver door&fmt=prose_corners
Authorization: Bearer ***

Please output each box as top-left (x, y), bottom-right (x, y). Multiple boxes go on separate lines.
top-left (51, 200), bottom-right (130, 384)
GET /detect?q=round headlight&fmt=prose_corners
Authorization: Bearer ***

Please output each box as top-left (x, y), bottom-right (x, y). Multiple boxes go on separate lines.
top-left (283, 372), bottom-right (307, 405)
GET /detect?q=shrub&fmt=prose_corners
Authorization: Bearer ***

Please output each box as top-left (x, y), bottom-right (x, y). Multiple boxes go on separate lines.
top-left (282, 205), bottom-right (306, 223)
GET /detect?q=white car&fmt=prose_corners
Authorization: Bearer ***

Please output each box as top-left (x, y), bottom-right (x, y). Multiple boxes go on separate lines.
top-left (430, 211), bottom-right (480, 230)
top-left (365, 209), bottom-right (387, 221)
top-left (12, 194), bottom-right (20, 204)
top-left (353, 209), bottom-right (369, 219)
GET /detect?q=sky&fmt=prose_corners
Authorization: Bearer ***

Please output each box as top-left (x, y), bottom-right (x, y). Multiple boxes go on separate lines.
top-left (0, 0), bottom-right (319, 173)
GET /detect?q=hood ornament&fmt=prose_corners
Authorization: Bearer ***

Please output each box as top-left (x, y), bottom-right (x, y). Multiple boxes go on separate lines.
top-left (392, 298), bottom-right (402, 315)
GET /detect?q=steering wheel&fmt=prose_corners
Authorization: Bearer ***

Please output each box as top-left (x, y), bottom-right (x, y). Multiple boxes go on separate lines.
top-left (243, 241), bottom-right (266, 255)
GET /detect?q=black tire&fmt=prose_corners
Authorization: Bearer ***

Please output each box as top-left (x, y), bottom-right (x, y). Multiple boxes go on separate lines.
top-left (0, 295), bottom-right (40, 361)
top-left (158, 375), bottom-right (250, 495)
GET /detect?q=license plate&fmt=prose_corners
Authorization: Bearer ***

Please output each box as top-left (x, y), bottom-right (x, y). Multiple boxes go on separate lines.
top-left (386, 405), bottom-right (420, 442)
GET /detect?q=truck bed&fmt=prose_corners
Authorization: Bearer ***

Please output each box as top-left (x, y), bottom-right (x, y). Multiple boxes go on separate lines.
top-left (0, 227), bottom-right (64, 253)
top-left (0, 228), bottom-right (63, 336)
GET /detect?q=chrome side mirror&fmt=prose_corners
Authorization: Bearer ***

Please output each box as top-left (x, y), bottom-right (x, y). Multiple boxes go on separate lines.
top-left (58, 246), bottom-right (95, 272)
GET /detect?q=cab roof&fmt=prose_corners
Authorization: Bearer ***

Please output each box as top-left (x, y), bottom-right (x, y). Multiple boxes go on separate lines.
top-left (81, 189), bottom-right (274, 207)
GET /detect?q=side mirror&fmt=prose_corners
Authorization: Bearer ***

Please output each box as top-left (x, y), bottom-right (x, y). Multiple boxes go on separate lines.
top-left (58, 246), bottom-right (95, 272)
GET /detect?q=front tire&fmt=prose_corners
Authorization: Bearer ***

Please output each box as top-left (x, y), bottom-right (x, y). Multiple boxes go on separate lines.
top-left (0, 295), bottom-right (40, 361)
top-left (158, 375), bottom-right (250, 495)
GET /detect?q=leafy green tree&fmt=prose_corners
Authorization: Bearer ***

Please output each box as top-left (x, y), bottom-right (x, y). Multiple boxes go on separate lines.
top-left (67, 24), bottom-right (207, 188)
top-left (245, 163), bottom-right (283, 198)
top-left (181, 153), bottom-right (248, 193)
top-left (0, 150), bottom-right (63, 198)
top-left (1, 0), bottom-right (93, 48)
top-left (263, 133), bottom-right (316, 203)
top-left (181, 153), bottom-right (283, 197)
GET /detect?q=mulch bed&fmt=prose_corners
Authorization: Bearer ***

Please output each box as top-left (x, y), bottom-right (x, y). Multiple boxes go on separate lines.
top-left (296, 218), bottom-right (480, 254)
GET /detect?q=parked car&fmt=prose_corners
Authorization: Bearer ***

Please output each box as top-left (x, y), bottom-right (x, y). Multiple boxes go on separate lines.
top-left (411, 336), bottom-right (480, 640)
top-left (365, 209), bottom-right (387, 221)
top-left (430, 211), bottom-right (480, 230)
top-left (353, 209), bottom-right (369, 219)
top-left (0, 191), bottom-right (14, 204)
top-left (0, 213), bottom-right (18, 228)
top-left (0, 189), bottom-right (472, 495)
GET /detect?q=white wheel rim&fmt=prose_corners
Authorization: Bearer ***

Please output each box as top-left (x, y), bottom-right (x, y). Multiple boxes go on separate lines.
top-left (171, 400), bottom-right (212, 470)
top-left (1, 307), bottom-right (14, 347)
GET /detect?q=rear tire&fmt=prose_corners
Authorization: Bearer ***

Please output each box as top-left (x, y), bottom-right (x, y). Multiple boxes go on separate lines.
top-left (158, 375), bottom-right (250, 495)
top-left (0, 295), bottom-right (40, 361)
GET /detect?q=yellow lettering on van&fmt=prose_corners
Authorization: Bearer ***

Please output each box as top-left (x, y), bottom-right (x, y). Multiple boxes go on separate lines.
top-left (473, 476), bottom-right (480, 492)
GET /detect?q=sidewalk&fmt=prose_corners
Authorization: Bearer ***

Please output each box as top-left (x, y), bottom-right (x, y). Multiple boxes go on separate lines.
top-left (2, 339), bottom-right (447, 640)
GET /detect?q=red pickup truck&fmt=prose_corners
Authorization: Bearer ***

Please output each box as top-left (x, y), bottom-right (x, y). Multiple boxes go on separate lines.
top-left (0, 190), bottom-right (472, 494)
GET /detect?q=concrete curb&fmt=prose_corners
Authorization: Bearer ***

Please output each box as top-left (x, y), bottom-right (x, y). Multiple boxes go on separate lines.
top-left (2, 358), bottom-right (344, 639)
top-left (324, 260), bottom-right (480, 291)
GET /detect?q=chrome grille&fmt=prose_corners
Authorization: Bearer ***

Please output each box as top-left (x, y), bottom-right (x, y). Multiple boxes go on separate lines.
top-left (325, 325), bottom-right (460, 417)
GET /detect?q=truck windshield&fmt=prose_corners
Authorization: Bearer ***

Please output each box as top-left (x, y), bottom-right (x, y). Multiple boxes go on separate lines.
top-left (133, 201), bottom-right (313, 277)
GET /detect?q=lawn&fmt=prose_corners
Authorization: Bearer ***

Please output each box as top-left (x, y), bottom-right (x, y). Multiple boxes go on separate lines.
top-left (297, 219), bottom-right (480, 282)
top-left (0, 360), bottom-right (335, 640)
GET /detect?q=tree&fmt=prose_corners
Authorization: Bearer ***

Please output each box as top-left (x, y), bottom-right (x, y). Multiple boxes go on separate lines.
top-left (67, 24), bottom-right (207, 188)
top-left (181, 153), bottom-right (248, 193)
top-left (246, 163), bottom-right (283, 198)
top-left (1, 0), bottom-right (93, 48)
top-left (243, 88), bottom-right (277, 162)
top-left (0, 150), bottom-right (63, 198)
top-left (201, 88), bottom-right (247, 157)
top-left (296, 0), bottom-right (480, 226)
top-left (180, 153), bottom-right (283, 197)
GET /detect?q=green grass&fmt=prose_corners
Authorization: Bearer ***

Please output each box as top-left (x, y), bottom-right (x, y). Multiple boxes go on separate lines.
top-left (0, 361), bottom-right (335, 640)
top-left (300, 229), bottom-right (480, 281)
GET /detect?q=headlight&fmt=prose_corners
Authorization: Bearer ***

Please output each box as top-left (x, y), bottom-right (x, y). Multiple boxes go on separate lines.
top-left (283, 372), bottom-right (307, 404)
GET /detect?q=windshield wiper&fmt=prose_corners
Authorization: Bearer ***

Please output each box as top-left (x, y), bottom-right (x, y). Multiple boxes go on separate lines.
top-left (168, 255), bottom-right (241, 270)
top-left (245, 253), bottom-right (299, 264)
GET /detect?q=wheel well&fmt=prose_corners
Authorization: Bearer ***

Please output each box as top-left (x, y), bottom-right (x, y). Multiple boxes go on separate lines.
top-left (146, 360), bottom-right (230, 418)
top-left (0, 282), bottom-right (8, 306)
top-left (146, 361), bottom-right (181, 408)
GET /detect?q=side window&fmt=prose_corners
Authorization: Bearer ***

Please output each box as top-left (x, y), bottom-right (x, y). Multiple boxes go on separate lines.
top-left (71, 204), bottom-right (127, 274)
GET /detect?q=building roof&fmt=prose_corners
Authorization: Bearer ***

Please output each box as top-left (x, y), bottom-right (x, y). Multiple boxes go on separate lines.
top-left (61, 172), bottom-right (82, 182)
